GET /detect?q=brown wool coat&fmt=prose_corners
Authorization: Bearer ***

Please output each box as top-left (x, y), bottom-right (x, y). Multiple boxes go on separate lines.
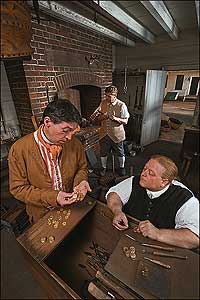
top-left (8, 133), bottom-right (88, 223)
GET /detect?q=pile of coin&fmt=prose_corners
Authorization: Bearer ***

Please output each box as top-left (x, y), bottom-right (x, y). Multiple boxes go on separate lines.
top-left (65, 192), bottom-right (84, 202)
top-left (74, 192), bottom-right (84, 201)
top-left (47, 209), bottom-right (71, 228)
top-left (40, 209), bottom-right (71, 244)
top-left (40, 235), bottom-right (55, 244)
top-left (122, 245), bottom-right (137, 260)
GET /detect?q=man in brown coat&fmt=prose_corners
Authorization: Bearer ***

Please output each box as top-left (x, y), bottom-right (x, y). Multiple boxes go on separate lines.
top-left (8, 99), bottom-right (91, 223)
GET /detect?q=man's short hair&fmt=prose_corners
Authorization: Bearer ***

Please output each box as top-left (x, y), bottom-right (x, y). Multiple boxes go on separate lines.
top-left (151, 155), bottom-right (178, 182)
top-left (42, 99), bottom-right (82, 125)
top-left (105, 85), bottom-right (118, 96)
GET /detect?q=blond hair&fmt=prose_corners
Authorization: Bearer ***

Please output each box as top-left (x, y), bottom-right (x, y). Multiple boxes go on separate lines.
top-left (105, 85), bottom-right (118, 96)
top-left (151, 155), bottom-right (178, 182)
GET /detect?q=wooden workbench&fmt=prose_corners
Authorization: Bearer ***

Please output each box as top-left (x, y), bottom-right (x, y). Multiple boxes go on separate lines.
top-left (17, 197), bottom-right (199, 299)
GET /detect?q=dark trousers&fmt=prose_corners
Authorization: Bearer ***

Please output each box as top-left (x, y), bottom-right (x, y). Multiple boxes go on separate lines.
top-left (99, 135), bottom-right (125, 157)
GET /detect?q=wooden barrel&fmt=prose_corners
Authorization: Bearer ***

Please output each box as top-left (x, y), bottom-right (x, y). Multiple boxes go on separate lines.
top-left (1, 0), bottom-right (34, 58)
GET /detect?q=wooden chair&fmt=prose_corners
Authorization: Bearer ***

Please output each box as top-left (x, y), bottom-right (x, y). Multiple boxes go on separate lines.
top-left (180, 127), bottom-right (199, 177)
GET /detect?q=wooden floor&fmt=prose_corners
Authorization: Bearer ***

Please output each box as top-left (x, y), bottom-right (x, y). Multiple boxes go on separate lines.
top-left (162, 101), bottom-right (195, 118)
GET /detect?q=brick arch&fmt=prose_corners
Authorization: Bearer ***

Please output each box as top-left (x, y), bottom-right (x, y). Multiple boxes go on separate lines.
top-left (53, 72), bottom-right (103, 91)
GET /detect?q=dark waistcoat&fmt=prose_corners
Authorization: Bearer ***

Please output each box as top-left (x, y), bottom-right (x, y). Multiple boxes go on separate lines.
top-left (123, 176), bottom-right (192, 229)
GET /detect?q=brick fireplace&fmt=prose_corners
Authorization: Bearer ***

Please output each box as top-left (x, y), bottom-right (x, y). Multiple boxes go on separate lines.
top-left (53, 72), bottom-right (103, 119)
top-left (4, 15), bottom-right (113, 136)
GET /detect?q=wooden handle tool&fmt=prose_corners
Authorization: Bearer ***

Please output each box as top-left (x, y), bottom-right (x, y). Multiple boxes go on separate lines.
top-left (144, 257), bottom-right (171, 269)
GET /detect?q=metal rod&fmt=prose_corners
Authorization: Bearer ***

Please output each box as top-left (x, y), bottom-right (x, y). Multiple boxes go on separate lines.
top-left (112, 153), bottom-right (115, 174)
top-left (138, 86), bottom-right (143, 110)
top-left (123, 57), bottom-right (128, 94)
top-left (92, 241), bottom-right (105, 267)
top-left (125, 234), bottom-right (175, 252)
top-left (144, 257), bottom-right (171, 269)
top-left (134, 86), bottom-right (139, 109)
top-left (125, 234), bottom-right (137, 241)
top-left (141, 243), bottom-right (175, 252)
top-left (142, 250), bottom-right (187, 260)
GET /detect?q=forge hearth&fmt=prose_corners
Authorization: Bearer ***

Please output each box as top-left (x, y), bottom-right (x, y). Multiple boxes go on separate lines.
top-left (58, 84), bottom-right (101, 120)
top-left (55, 78), bottom-right (103, 152)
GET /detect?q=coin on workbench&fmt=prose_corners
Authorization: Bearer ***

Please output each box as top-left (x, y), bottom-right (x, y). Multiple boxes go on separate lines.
top-left (130, 246), bottom-right (135, 251)
top-left (48, 236), bottom-right (55, 243)
top-left (40, 237), bottom-right (47, 243)
top-left (125, 251), bottom-right (130, 257)
top-left (123, 246), bottom-right (129, 253)
top-left (130, 253), bottom-right (136, 260)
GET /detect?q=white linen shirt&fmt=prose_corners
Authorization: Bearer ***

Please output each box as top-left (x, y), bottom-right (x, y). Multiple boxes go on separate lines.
top-left (96, 98), bottom-right (130, 119)
top-left (108, 98), bottom-right (130, 119)
top-left (106, 176), bottom-right (199, 236)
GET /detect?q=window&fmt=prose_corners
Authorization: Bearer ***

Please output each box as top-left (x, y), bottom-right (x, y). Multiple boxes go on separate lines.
top-left (189, 77), bottom-right (199, 95)
top-left (165, 75), bottom-right (168, 88)
top-left (175, 75), bottom-right (184, 90)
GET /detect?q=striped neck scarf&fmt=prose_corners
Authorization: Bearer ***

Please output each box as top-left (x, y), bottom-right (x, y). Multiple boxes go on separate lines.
top-left (34, 125), bottom-right (63, 191)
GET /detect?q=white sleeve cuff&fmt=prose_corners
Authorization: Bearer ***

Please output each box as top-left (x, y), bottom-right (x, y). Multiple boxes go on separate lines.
top-left (175, 223), bottom-right (199, 237)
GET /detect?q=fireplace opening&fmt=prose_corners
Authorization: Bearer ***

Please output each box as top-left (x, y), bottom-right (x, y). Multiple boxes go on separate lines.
top-left (58, 85), bottom-right (101, 121)
top-left (58, 85), bottom-right (102, 152)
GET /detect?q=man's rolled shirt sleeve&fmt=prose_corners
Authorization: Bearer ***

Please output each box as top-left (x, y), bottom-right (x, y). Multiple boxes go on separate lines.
top-left (121, 103), bottom-right (130, 119)
top-left (105, 176), bottom-right (133, 204)
top-left (175, 197), bottom-right (199, 236)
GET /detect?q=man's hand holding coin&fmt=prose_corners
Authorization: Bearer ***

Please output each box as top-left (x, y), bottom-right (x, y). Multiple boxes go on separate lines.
top-left (57, 191), bottom-right (80, 206)
top-left (73, 180), bottom-right (92, 202)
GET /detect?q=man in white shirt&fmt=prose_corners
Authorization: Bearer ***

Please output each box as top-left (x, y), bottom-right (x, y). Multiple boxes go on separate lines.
top-left (90, 85), bottom-right (129, 177)
top-left (106, 155), bottom-right (199, 249)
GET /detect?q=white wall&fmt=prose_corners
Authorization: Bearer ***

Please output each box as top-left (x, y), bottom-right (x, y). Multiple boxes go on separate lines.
top-left (114, 29), bottom-right (199, 72)
top-left (165, 70), bottom-right (199, 97)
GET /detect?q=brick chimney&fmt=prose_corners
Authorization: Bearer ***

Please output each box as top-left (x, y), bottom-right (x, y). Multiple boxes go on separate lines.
top-left (5, 17), bottom-right (113, 135)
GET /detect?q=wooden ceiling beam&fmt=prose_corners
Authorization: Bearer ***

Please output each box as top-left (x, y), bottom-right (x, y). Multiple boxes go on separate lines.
top-left (93, 0), bottom-right (155, 44)
top-left (78, 0), bottom-right (128, 32)
top-left (36, 1), bottom-right (135, 47)
top-left (140, 1), bottom-right (179, 40)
